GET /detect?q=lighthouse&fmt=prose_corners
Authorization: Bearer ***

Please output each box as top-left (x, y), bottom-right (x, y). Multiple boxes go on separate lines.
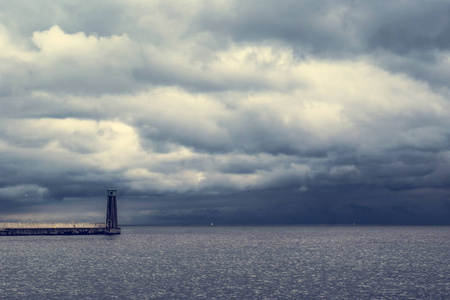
top-left (106, 189), bottom-right (120, 234)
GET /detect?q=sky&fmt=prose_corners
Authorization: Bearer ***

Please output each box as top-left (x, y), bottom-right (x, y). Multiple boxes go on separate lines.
top-left (1, 0), bottom-right (450, 225)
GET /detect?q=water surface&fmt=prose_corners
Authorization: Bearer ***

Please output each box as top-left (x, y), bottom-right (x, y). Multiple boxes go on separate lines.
top-left (1, 226), bottom-right (449, 299)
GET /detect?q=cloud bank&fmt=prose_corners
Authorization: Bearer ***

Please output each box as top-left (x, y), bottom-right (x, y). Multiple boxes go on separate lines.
top-left (1, 0), bottom-right (450, 224)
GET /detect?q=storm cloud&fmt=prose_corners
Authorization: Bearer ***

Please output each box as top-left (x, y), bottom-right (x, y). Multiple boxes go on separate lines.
top-left (1, 0), bottom-right (450, 225)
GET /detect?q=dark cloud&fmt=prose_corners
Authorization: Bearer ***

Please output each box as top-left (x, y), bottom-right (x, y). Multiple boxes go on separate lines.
top-left (191, 0), bottom-right (450, 88)
top-left (366, 2), bottom-right (450, 54)
top-left (0, 0), bottom-right (127, 39)
top-left (193, 1), bottom-right (450, 55)
top-left (1, 1), bottom-right (450, 225)
top-left (193, 1), bottom-right (357, 55)
top-left (124, 188), bottom-right (450, 225)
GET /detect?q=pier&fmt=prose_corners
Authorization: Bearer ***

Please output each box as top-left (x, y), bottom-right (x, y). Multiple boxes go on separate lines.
top-left (0, 190), bottom-right (121, 236)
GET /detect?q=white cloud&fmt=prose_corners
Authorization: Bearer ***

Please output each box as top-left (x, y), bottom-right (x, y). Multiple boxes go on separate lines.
top-left (1, 1), bottom-right (450, 224)
top-left (2, 46), bottom-right (449, 195)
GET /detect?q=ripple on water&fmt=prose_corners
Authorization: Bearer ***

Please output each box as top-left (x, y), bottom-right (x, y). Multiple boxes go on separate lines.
top-left (0, 226), bottom-right (450, 299)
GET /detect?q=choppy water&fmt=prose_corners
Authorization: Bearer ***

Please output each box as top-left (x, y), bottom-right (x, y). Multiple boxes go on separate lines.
top-left (1, 226), bottom-right (450, 299)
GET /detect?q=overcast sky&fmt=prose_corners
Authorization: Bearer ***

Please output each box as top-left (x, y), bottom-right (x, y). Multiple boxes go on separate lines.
top-left (1, 0), bottom-right (450, 225)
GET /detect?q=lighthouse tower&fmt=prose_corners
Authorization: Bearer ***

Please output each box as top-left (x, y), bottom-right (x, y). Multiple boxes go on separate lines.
top-left (106, 189), bottom-right (120, 234)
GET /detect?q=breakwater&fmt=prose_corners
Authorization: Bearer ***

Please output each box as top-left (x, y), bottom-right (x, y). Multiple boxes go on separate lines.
top-left (0, 222), bottom-right (105, 228)
top-left (0, 189), bottom-right (121, 236)
top-left (0, 226), bottom-right (118, 236)
top-left (0, 222), bottom-right (120, 236)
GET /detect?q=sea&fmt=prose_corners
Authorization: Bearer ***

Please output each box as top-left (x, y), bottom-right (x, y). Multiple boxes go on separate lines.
top-left (1, 226), bottom-right (450, 299)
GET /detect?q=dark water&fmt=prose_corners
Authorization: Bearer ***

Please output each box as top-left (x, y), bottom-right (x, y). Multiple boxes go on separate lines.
top-left (1, 226), bottom-right (450, 299)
